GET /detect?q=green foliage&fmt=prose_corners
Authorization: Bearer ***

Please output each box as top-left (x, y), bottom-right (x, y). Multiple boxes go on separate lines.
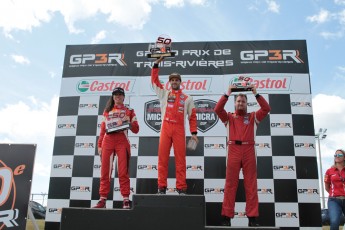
top-left (26, 219), bottom-right (45, 230)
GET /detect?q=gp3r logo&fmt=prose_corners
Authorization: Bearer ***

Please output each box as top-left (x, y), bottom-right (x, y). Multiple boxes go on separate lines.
top-left (0, 160), bottom-right (26, 228)
top-left (240, 50), bottom-right (304, 63)
top-left (69, 53), bottom-right (127, 66)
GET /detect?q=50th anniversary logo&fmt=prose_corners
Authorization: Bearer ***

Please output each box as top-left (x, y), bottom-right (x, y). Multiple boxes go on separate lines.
top-left (0, 160), bottom-right (21, 228)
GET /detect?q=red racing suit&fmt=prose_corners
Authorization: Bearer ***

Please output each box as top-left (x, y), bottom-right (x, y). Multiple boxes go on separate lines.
top-left (214, 94), bottom-right (270, 218)
top-left (151, 64), bottom-right (198, 190)
top-left (98, 104), bottom-right (139, 199)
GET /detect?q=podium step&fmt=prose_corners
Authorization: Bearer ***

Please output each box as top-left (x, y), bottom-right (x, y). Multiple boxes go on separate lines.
top-left (205, 226), bottom-right (280, 230)
top-left (60, 195), bottom-right (280, 230)
top-left (60, 194), bottom-right (205, 230)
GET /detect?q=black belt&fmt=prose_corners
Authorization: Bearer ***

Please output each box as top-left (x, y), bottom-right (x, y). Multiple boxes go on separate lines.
top-left (228, 140), bottom-right (255, 145)
top-left (330, 196), bottom-right (345, 200)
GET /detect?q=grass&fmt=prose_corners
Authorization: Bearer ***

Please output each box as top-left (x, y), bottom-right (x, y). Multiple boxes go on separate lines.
top-left (322, 226), bottom-right (344, 230)
top-left (26, 219), bottom-right (45, 230)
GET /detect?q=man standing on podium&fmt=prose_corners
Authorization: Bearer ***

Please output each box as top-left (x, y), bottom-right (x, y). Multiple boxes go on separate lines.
top-left (214, 84), bottom-right (270, 227)
top-left (151, 56), bottom-right (198, 195)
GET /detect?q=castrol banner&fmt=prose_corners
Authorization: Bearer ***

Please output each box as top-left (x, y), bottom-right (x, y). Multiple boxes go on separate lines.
top-left (59, 77), bottom-right (140, 97)
top-left (0, 144), bottom-right (36, 229)
top-left (224, 73), bottom-right (310, 94)
top-left (60, 73), bottom-right (309, 97)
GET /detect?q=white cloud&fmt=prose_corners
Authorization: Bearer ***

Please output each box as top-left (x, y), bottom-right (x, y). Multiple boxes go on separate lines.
top-left (266, 0), bottom-right (279, 13)
top-left (1, 0), bottom-right (154, 34)
top-left (162, 0), bottom-right (208, 8)
top-left (312, 94), bottom-right (345, 157)
top-left (0, 0), bottom-right (54, 35)
top-left (248, 4), bottom-right (259, 11)
top-left (338, 66), bottom-right (345, 72)
top-left (320, 30), bottom-right (343, 39)
top-left (0, 0), bottom-right (210, 35)
top-left (307, 7), bottom-right (345, 39)
top-left (91, 30), bottom-right (107, 44)
top-left (248, 0), bottom-right (279, 14)
top-left (307, 9), bottom-right (331, 24)
top-left (335, 66), bottom-right (345, 81)
top-left (0, 0), bottom-right (156, 34)
top-left (307, 8), bottom-right (345, 40)
top-left (189, 0), bottom-right (208, 5)
top-left (0, 96), bottom-right (58, 143)
top-left (164, 0), bottom-right (184, 8)
top-left (339, 9), bottom-right (345, 25)
top-left (49, 71), bottom-right (57, 79)
top-left (0, 96), bottom-right (59, 193)
top-left (10, 54), bottom-right (30, 65)
top-left (335, 0), bottom-right (345, 5)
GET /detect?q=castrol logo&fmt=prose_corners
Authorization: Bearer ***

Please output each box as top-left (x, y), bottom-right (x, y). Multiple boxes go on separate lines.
top-left (77, 79), bottom-right (135, 94)
top-left (248, 77), bottom-right (290, 90)
top-left (157, 78), bottom-right (211, 92)
top-left (229, 76), bottom-right (291, 91)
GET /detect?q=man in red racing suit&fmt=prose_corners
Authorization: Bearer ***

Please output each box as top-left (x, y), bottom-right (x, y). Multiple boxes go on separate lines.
top-left (93, 87), bottom-right (139, 209)
top-left (152, 57), bottom-right (198, 194)
top-left (214, 84), bottom-right (270, 227)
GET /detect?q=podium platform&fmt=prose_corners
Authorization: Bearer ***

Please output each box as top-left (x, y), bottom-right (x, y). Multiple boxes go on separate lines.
top-left (60, 195), bottom-right (280, 230)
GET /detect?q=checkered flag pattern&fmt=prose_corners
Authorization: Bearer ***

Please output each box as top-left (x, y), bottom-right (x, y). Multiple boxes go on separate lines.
top-left (46, 40), bottom-right (322, 230)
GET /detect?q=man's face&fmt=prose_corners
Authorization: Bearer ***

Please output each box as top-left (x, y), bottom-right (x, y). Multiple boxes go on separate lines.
top-left (169, 78), bottom-right (181, 90)
top-left (235, 95), bottom-right (247, 111)
top-left (113, 93), bottom-right (124, 105)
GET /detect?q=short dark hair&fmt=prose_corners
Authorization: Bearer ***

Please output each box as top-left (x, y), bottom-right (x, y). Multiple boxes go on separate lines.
top-left (235, 93), bottom-right (247, 101)
top-left (169, 73), bottom-right (181, 81)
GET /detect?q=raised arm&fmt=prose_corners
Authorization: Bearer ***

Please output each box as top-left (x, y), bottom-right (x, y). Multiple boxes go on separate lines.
top-left (252, 84), bottom-right (270, 122)
top-left (214, 95), bottom-right (229, 125)
top-left (151, 57), bottom-right (166, 99)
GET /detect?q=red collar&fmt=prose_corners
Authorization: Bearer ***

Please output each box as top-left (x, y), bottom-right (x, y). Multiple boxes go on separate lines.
top-left (235, 109), bottom-right (247, 116)
top-left (114, 104), bottom-right (125, 109)
top-left (171, 89), bottom-right (182, 94)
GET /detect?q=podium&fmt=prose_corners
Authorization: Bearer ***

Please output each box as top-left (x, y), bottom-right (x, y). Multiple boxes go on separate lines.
top-left (60, 195), bottom-right (205, 230)
top-left (60, 195), bottom-right (280, 230)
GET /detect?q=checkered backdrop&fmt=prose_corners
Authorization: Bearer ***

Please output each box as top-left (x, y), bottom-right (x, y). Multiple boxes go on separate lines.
top-left (46, 40), bottom-right (321, 230)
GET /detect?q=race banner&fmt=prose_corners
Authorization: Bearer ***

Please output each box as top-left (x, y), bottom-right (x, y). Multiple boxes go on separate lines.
top-left (0, 144), bottom-right (36, 230)
top-left (62, 40), bottom-right (309, 77)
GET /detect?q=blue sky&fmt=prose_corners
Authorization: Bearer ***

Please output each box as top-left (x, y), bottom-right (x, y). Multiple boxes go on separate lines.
top-left (1, 0), bottom-right (345, 202)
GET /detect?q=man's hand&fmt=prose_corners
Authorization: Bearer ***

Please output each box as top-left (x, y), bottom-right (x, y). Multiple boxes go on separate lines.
top-left (251, 84), bottom-right (257, 95)
top-left (154, 56), bottom-right (164, 65)
top-left (191, 134), bottom-right (198, 143)
top-left (227, 85), bottom-right (237, 96)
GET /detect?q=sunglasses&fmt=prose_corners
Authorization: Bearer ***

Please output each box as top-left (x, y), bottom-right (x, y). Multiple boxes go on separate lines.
top-left (334, 153), bottom-right (344, 158)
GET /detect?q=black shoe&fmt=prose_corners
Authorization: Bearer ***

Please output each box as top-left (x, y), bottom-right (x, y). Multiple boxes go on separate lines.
top-left (157, 187), bottom-right (166, 194)
top-left (248, 217), bottom-right (260, 227)
top-left (177, 188), bottom-right (187, 195)
top-left (221, 216), bottom-right (231, 226)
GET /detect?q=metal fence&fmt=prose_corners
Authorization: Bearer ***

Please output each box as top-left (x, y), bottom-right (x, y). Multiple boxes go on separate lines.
top-left (30, 193), bottom-right (48, 207)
